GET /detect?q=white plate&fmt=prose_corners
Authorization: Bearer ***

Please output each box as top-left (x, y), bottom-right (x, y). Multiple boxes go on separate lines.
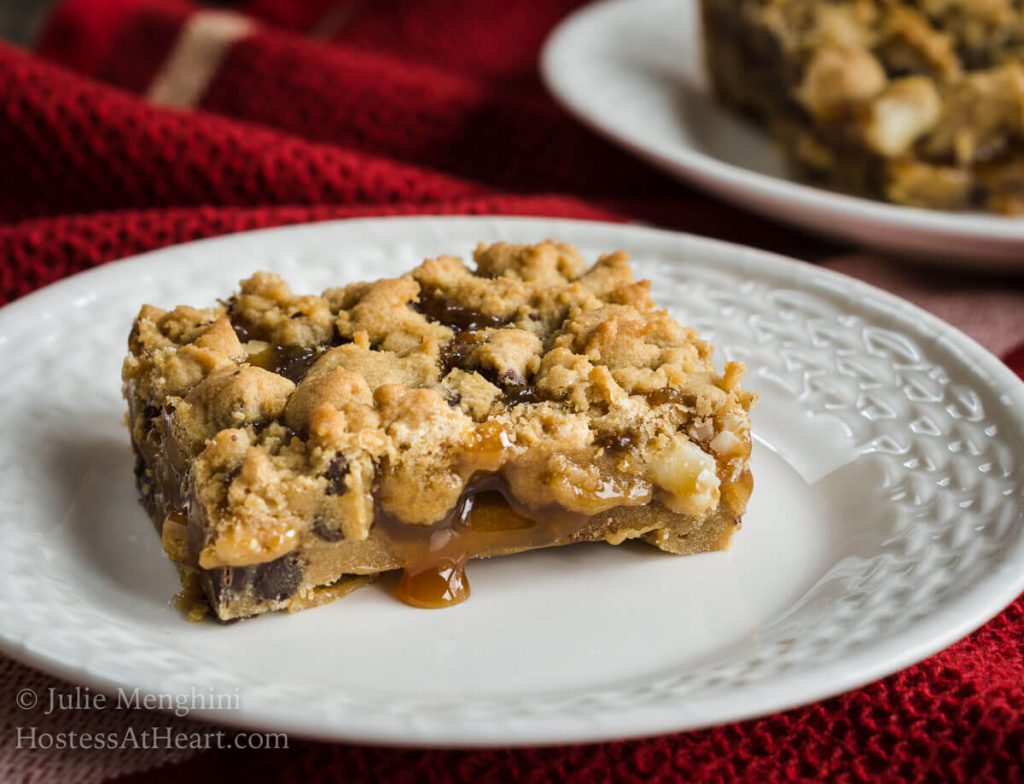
top-left (541, 0), bottom-right (1024, 264)
top-left (0, 216), bottom-right (1022, 747)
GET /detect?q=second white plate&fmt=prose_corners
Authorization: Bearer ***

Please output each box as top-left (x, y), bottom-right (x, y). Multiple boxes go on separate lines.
top-left (542, 0), bottom-right (1024, 263)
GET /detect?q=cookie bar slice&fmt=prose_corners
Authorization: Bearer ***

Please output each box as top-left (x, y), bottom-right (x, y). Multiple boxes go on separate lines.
top-left (701, 0), bottom-right (1024, 213)
top-left (123, 242), bottom-right (756, 621)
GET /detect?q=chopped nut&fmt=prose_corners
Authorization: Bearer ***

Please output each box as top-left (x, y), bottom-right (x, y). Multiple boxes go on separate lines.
top-left (864, 77), bottom-right (941, 157)
top-left (796, 44), bottom-right (887, 120)
top-left (648, 435), bottom-right (721, 517)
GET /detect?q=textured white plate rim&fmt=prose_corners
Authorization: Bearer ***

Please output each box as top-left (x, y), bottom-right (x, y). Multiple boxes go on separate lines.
top-left (0, 215), bottom-right (1021, 748)
top-left (540, 0), bottom-right (1024, 249)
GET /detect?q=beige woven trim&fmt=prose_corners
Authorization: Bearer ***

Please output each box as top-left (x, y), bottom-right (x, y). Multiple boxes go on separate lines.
top-left (147, 11), bottom-right (255, 108)
top-left (308, 0), bottom-right (365, 40)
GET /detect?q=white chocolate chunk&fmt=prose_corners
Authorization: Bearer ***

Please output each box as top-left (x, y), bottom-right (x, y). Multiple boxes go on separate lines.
top-left (710, 429), bottom-right (743, 458)
top-left (864, 77), bottom-right (941, 157)
top-left (648, 435), bottom-right (721, 516)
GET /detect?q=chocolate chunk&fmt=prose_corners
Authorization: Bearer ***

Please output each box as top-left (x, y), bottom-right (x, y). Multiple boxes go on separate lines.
top-left (477, 364), bottom-right (527, 391)
top-left (415, 290), bottom-right (507, 332)
top-left (504, 385), bottom-right (540, 406)
top-left (132, 449), bottom-right (155, 502)
top-left (289, 311), bottom-right (304, 319)
top-left (270, 345), bottom-right (320, 383)
top-left (969, 183), bottom-right (989, 208)
top-left (133, 450), bottom-right (147, 482)
top-left (648, 388), bottom-right (697, 407)
top-left (439, 331), bottom-right (481, 376)
top-left (313, 518), bottom-right (344, 542)
top-left (140, 403), bottom-right (163, 447)
top-left (143, 423), bottom-right (164, 450)
top-left (445, 392), bottom-right (462, 408)
top-left (230, 322), bottom-right (252, 343)
top-left (498, 370), bottom-right (525, 386)
top-left (597, 431), bottom-right (639, 451)
top-left (205, 565), bottom-right (253, 602)
top-left (252, 555), bottom-right (303, 601)
top-left (323, 454), bottom-right (349, 496)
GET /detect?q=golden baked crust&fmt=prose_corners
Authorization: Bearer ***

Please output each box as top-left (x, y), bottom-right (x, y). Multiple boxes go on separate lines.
top-left (701, 0), bottom-right (1024, 213)
top-left (124, 242), bottom-right (756, 620)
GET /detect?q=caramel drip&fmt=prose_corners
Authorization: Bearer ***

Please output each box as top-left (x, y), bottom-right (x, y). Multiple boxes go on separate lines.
top-left (722, 467), bottom-right (754, 517)
top-left (379, 477), bottom-right (585, 609)
top-left (396, 558), bottom-right (470, 609)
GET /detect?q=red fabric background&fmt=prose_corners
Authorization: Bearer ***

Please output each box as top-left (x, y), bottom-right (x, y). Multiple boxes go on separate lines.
top-left (1, 0), bottom-right (1021, 781)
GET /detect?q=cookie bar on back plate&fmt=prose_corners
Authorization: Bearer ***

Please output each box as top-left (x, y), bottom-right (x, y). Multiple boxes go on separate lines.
top-left (123, 242), bottom-right (756, 621)
top-left (701, 0), bottom-right (1024, 213)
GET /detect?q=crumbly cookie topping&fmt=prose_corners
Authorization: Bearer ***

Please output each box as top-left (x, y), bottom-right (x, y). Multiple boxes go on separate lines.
top-left (123, 242), bottom-right (755, 570)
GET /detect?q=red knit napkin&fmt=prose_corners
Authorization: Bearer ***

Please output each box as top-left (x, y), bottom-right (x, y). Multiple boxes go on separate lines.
top-left (0, 1), bottom-right (1021, 782)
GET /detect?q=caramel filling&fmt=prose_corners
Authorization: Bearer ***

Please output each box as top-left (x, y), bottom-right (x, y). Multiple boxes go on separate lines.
top-left (386, 463), bottom-right (753, 609)
top-left (379, 478), bottom-right (585, 609)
